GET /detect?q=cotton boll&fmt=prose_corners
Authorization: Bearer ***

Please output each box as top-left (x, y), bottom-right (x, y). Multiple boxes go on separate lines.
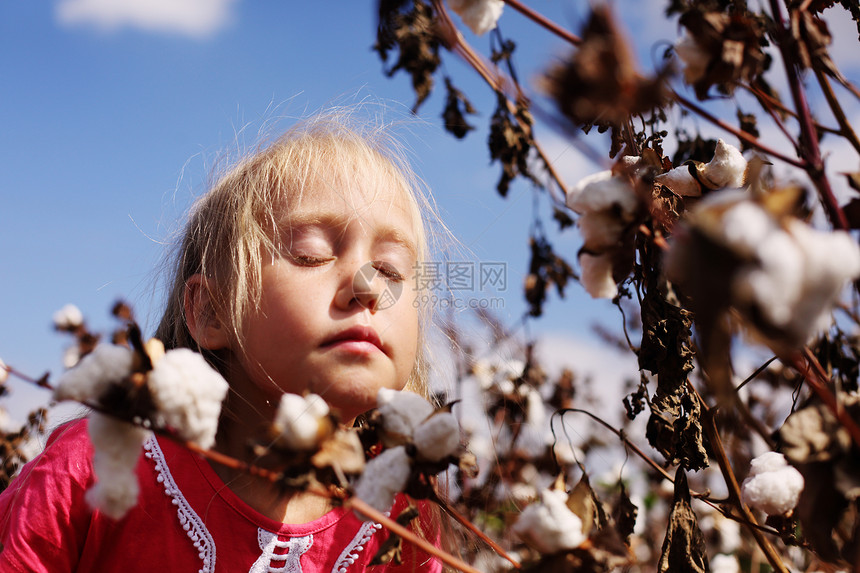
top-left (0, 407), bottom-right (20, 434)
top-left (674, 30), bottom-right (710, 84)
top-left (272, 393), bottom-right (330, 451)
top-left (566, 170), bottom-right (638, 215)
top-left (53, 303), bottom-right (84, 330)
top-left (715, 513), bottom-right (742, 554)
top-left (146, 348), bottom-right (228, 449)
top-left (578, 210), bottom-right (629, 250)
top-left (741, 452), bottom-right (804, 516)
top-left (655, 165), bottom-right (701, 197)
top-left (717, 201), bottom-right (774, 258)
top-left (711, 554), bottom-right (740, 573)
top-left (62, 345), bottom-right (82, 369)
top-left (521, 386), bottom-right (546, 428)
top-left (732, 230), bottom-right (804, 327)
top-left (353, 445), bottom-right (412, 517)
top-left (414, 412), bottom-right (460, 462)
top-left (448, 0), bottom-right (504, 35)
top-left (0, 357), bottom-right (8, 385)
top-left (86, 412), bottom-right (150, 520)
top-left (701, 140), bottom-right (747, 189)
top-left (790, 223), bottom-right (860, 339)
top-left (54, 344), bottom-right (134, 403)
top-left (376, 388), bottom-right (435, 438)
top-left (512, 489), bottom-right (586, 554)
top-left (580, 253), bottom-right (619, 299)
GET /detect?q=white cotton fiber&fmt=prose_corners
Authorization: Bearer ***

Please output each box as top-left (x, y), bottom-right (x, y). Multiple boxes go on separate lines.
top-left (353, 445), bottom-right (412, 518)
top-left (85, 412), bottom-right (150, 520)
top-left (413, 412), bottom-right (460, 462)
top-left (376, 388), bottom-right (435, 438)
top-left (512, 488), bottom-right (585, 554)
top-left (146, 348), bottom-right (228, 449)
top-left (272, 392), bottom-right (330, 451)
top-left (741, 452), bottom-right (804, 516)
top-left (54, 344), bottom-right (134, 403)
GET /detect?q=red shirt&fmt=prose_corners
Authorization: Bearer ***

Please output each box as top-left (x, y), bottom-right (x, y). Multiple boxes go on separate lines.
top-left (0, 420), bottom-right (441, 573)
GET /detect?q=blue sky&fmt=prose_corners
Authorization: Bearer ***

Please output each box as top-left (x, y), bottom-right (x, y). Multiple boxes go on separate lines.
top-left (2, 1), bottom-right (859, 419)
top-left (1, 1), bottom-right (624, 416)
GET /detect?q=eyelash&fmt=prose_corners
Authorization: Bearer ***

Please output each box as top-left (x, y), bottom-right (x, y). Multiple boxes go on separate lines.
top-left (373, 262), bottom-right (406, 283)
top-left (290, 254), bottom-right (335, 267)
top-left (289, 254), bottom-right (407, 282)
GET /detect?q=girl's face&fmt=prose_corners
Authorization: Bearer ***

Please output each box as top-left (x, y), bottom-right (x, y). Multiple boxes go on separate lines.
top-left (235, 168), bottom-right (421, 422)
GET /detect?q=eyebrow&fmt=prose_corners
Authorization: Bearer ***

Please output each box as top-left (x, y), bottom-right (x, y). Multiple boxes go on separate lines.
top-left (282, 213), bottom-right (418, 258)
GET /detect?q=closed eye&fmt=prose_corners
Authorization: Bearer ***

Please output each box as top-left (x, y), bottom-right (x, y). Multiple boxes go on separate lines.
top-left (373, 260), bottom-right (406, 282)
top-left (290, 254), bottom-right (336, 267)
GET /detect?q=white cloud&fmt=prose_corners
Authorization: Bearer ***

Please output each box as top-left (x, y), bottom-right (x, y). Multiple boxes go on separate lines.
top-left (55, 0), bottom-right (238, 39)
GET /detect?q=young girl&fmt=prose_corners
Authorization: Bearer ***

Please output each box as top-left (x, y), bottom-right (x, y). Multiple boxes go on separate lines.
top-left (0, 111), bottom-right (445, 572)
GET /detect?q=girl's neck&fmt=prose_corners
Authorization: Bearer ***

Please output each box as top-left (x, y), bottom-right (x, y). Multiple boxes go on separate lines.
top-left (208, 362), bottom-right (335, 524)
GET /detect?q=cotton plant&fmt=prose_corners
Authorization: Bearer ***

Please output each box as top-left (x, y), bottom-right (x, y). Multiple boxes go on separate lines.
top-left (511, 487), bottom-right (586, 554)
top-left (565, 168), bottom-right (641, 299)
top-left (666, 189), bottom-right (860, 348)
top-left (53, 333), bottom-right (228, 518)
top-left (655, 139), bottom-right (747, 197)
top-left (52, 303), bottom-right (84, 332)
top-left (447, 0), bottom-right (504, 36)
top-left (741, 452), bottom-right (804, 517)
top-left (352, 388), bottom-right (463, 515)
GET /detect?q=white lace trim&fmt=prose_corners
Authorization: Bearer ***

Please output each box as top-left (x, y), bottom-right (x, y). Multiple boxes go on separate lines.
top-left (250, 529), bottom-right (313, 573)
top-left (330, 519), bottom-right (382, 573)
top-left (144, 436), bottom-right (216, 573)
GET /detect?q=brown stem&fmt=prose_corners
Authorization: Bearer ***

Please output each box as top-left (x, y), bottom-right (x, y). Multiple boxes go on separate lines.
top-left (432, 0), bottom-right (569, 203)
top-left (4, 364), bottom-right (54, 391)
top-left (699, 403), bottom-right (789, 573)
top-left (347, 496), bottom-right (484, 573)
top-left (673, 91), bottom-right (807, 169)
top-left (502, 0), bottom-right (581, 46)
top-left (787, 349), bottom-right (860, 449)
top-left (768, 0), bottom-right (849, 230)
top-left (554, 408), bottom-right (712, 497)
top-left (814, 68), bottom-right (860, 156)
top-left (432, 491), bottom-right (521, 569)
top-left (743, 83), bottom-right (841, 137)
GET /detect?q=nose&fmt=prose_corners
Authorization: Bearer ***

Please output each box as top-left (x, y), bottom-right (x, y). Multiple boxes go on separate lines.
top-left (341, 261), bottom-right (384, 314)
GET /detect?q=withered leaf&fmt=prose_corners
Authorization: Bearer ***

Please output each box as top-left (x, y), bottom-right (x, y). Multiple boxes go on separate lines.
top-left (543, 5), bottom-right (668, 128)
top-left (847, 172), bottom-right (860, 193)
top-left (369, 505), bottom-right (420, 566)
top-left (612, 482), bottom-right (638, 542)
top-left (524, 234), bottom-right (576, 317)
top-left (566, 473), bottom-right (609, 535)
top-left (374, 0), bottom-right (441, 112)
top-left (678, 9), bottom-right (767, 100)
top-left (488, 93), bottom-right (535, 197)
top-left (441, 77), bottom-right (475, 139)
top-left (639, 285), bottom-right (694, 412)
top-left (658, 470), bottom-right (709, 573)
top-left (310, 428), bottom-right (365, 476)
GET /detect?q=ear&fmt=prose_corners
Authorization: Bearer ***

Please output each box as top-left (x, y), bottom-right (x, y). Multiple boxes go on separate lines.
top-left (184, 274), bottom-right (230, 350)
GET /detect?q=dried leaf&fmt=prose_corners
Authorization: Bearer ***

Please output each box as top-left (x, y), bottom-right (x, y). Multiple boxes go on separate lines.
top-left (612, 482), bottom-right (639, 542)
top-left (657, 470), bottom-right (709, 573)
top-left (374, 0), bottom-right (441, 112)
top-left (310, 428), bottom-right (366, 476)
top-left (369, 505), bottom-right (420, 566)
top-left (566, 473), bottom-right (610, 535)
top-left (488, 94), bottom-right (535, 197)
top-left (543, 5), bottom-right (668, 127)
top-left (524, 234), bottom-right (576, 317)
top-left (678, 9), bottom-right (767, 100)
top-left (441, 77), bottom-right (475, 139)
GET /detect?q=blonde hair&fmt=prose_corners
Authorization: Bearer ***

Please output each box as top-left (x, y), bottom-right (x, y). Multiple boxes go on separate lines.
top-left (155, 109), bottom-right (438, 399)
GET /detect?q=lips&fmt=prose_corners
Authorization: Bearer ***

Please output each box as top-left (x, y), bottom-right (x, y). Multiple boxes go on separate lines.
top-left (322, 325), bottom-right (385, 354)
